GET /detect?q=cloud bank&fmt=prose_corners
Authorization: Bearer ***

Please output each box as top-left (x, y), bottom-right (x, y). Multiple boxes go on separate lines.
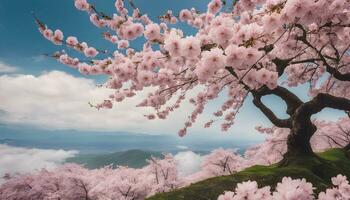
top-left (0, 71), bottom-right (215, 134)
top-left (0, 144), bottom-right (77, 179)
top-left (175, 151), bottom-right (203, 177)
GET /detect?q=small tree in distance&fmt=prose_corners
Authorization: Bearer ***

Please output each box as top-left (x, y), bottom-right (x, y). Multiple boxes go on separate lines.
top-left (35, 0), bottom-right (350, 162)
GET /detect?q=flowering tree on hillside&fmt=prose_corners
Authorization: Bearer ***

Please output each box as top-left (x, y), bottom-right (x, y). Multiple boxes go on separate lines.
top-left (35, 0), bottom-right (350, 161)
top-left (2, 163), bottom-right (348, 200)
top-left (201, 148), bottom-right (246, 177)
top-left (146, 154), bottom-right (178, 194)
top-left (315, 117), bottom-right (350, 151)
top-left (0, 158), bottom-right (178, 200)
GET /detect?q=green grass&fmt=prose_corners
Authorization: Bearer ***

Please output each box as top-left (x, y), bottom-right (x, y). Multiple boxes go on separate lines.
top-left (147, 149), bottom-right (350, 200)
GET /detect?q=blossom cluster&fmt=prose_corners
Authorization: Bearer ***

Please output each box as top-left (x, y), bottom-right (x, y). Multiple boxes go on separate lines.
top-left (218, 175), bottom-right (350, 200)
top-left (0, 155), bottom-right (178, 200)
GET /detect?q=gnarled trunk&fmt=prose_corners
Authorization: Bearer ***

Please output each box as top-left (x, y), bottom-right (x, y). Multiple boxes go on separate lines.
top-left (284, 93), bottom-right (350, 160)
top-left (282, 106), bottom-right (318, 165)
top-left (285, 118), bottom-right (316, 158)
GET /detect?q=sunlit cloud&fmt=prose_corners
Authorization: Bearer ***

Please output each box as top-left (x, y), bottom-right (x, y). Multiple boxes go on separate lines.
top-left (175, 151), bottom-right (203, 177)
top-left (0, 144), bottom-right (77, 179)
top-left (0, 71), bottom-right (210, 134)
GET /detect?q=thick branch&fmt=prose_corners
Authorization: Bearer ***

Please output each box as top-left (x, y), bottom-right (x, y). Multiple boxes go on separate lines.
top-left (252, 91), bottom-right (291, 128)
top-left (303, 93), bottom-right (350, 115)
top-left (255, 86), bottom-right (303, 116)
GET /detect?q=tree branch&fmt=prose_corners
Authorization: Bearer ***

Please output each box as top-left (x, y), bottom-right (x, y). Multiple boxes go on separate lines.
top-left (254, 86), bottom-right (303, 116)
top-left (303, 93), bottom-right (350, 115)
top-left (226, 66), bottom-right (301, 128)
top-left (251, 91), bottom-right (291, 128)
top-left (294, 24), bottom-right (350, 81)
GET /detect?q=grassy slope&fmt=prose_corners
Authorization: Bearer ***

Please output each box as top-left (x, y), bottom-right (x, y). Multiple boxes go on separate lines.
top-left (148, 149), bottom-right (350, 200)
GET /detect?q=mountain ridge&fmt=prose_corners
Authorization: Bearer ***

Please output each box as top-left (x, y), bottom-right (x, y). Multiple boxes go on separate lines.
top-left (65, 149), bottom-right (164, 169)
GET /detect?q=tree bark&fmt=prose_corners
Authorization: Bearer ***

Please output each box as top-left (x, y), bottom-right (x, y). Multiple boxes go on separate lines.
top-left (345, 143), bottom-right (350, 151)
top-left (284, 108), bottom-right (317, 158)
top-left (283, 93), bottom-right (350, 160)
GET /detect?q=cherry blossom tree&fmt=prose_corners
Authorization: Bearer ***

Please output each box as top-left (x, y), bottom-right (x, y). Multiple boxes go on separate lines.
top-left (244, 126), bottom-right (287, 166)
top-left (0, 164), bottom-right (94, 200)
top-left (177, 148), bottom-right (248, 186)
top-left (0, 156), bottom-right (178, 200)
top-left (88, 166), bottom-right (152, 200)
top-left (34, 0), bottom-right (350, 161)
top-left (201, 148), bottom-right (246, 177)
top-left (315, 117), bottom-right (350, 152)
top-left (146, 154), bottom-right (178, 194)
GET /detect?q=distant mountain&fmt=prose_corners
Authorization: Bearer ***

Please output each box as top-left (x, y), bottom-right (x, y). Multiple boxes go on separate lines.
top-left (66, 149), bottom-right (164, 169)
top-left (0, 125), bottom-right (260, 154)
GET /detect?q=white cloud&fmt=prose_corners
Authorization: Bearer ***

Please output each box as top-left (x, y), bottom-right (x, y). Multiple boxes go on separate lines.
top-left (0, 62), bottom-right (17, 73)
top-left (0, 70), bottom-right (269, 140)
top-left (0, 71), bottom-right (217, 134)
top-left (175, 151), bottom-right (203, 177)
top-left (0, 144), bottom-right (77, 179)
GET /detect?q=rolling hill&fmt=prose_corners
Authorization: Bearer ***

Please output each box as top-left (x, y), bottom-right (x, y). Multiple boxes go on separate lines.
top-left (147, 149), bottom-right (350, 200)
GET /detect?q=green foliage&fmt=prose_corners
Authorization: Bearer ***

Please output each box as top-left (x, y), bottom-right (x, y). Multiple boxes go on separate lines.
top-left (147, 149), bottom-right (350, 200)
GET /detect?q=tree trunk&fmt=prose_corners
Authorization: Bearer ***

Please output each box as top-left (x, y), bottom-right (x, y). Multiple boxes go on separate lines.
top-left (281, 108), bottom-right (318, 165)
top-left (345, 143), bottom-right (350, 151)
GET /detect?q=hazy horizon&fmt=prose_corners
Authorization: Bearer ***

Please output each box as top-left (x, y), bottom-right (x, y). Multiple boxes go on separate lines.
top-left (0, 124), bottom-right (259, 154)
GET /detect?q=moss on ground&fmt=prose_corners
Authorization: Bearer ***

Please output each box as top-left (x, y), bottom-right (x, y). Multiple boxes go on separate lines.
top-left (147, 149), bottom-right (350, 200)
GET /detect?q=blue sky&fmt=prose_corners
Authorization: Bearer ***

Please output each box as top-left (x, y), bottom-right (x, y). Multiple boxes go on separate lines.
top-left (0, 0), bottom-right (346, 144)
top-left (0, 0), bottom-right (207, 77)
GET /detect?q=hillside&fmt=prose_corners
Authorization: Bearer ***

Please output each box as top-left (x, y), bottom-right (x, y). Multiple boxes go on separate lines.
top-left (66, 149), bottom-right (164, 169)
top-left (148, 149), bottom-right (350, 200)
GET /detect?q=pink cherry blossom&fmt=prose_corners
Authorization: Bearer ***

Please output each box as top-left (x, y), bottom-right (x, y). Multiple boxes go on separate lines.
top-left (225, 44), bottom-right (245, 68)
top-left (208, 0), bottom-right (223, 14)
top-left (137, 70), bottom-right (154, 86)
top-left (179, 9), bottom-right (192, 22)
top-left (117, 40), bottom-right (129, 49)
top-left (144, 23), bottom-right (161, 41)
top-left (43, 29), bottom-right (53, 40)
top-left (164, 32), bottom-right (182, 57)
top-left (83, 47), bottom-right (98, 57)
top-left (52, 29), bottom-right (64, 45)
top-left (195, 47), bottom-right (226, 81)
top-left (66, 36), bottom-right (78, 46)
top-left (74, 0), bottom-right (89, 11)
